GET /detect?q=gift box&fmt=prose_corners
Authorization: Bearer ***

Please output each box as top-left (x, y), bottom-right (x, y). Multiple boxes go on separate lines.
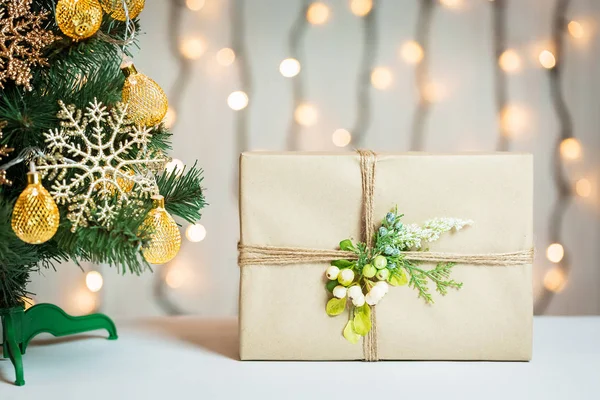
top-left (238, 151), bottom-right (533, 361)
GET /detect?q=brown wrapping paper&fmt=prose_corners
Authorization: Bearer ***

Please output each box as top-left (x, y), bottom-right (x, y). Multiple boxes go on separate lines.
top-left (239, 152), bottom-right (533, 361)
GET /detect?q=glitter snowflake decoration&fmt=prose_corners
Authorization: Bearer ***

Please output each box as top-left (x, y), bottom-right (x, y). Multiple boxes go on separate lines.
top-left (37, 99), bottom-right (167, 232)
top-left (0, 0), bottom-right (56, 91)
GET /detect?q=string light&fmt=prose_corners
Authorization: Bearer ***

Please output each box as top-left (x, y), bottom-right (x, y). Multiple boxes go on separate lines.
top-left (185, 223), bottom-right (207, 242)
top-left (186, 0), bottom-right (205, 11)
top-left (546, 243), bottom-right (565, 263)
top-left (179, 37), bottom-right (207, 60)
top-left (279, 58), bottom-right (301, 78)
top-left (575, 178), bottom-right (591, 198)
top-left (439, 0), bottom-right (463, 10)
top-left (74, 289), bottom-right (97, 315)
top-left (306, 2), bottom-right (330, 25)
top-left (350, 0), bottom-right (373, 17)
top-left (567, 20), bottom-right (584, 39)
top-left (499, 49), bottom-right (521, 73)
top-left (294, 103), bottom-right (318, 126)
top-left (164, 107), bottom-right (177, 129)
top-left (539, 50), bottom-right (556, 69)
top-left (216, 47), bottom-right (236, 66)
top-left (165, 267), bottom-right (186, 289)
top-left (559, 137), bottom-right (582, 160)
top-left (500, 104), bottom-right (528, 136)
top-left (227, 91), bottom-right (249, 111)
top-left (332, 129), bottom-right (352, 147)
top-left (400, 40), bottom-right (424, 64)
top-left (370, 67), bottom-right (393, 90)
top-left (165, 158), bottom-right (184, 175)
top-left (423, 81), bottom-right (446, 103)
top-left (543, 267), bottom-right (567, 293)
top-left (85, 271), bottom-right (104, 293)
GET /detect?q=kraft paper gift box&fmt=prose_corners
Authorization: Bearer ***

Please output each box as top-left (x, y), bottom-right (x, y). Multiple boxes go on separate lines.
top-left (238, 152), bottom-right (533, 361)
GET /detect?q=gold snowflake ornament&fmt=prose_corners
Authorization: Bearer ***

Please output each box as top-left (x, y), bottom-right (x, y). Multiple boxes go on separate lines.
top-left (0, 0), bottom-right (56, 91)
top-left (37, 99), bottom-right (167, 232)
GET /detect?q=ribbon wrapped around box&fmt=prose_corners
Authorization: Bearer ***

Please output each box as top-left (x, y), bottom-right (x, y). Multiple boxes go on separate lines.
top-left (238, 151), bottom-right (533, 361)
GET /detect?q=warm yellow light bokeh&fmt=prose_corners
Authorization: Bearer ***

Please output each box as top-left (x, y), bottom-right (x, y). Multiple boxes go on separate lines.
top-left (560, 137), bottom-right (582, 160)
top-left (165, 158), bottom-right (184, 175)
top-left (423, 82), bottom-right (447, 103)
top-left (186, 223), bottom-right (207, 242)
top-left (74, 290), bottom-right (97, 315)
top-left (576, 178), bottom-right (592, 198)
top-left (227, 91), bottom-right (249, 111)
top-left (332, 129), bottom-right (352, 147)
top-left (166, 267), bottom-right (186, 289)
top-left (186, 0), bottom-right (205, 11)
top-left (350, 0), bottom-right (373, 16)
top-left (294, 103), bottom-right (318, 127)
top-left (216, 48), bottom-right (236, 66)
top-left (370, 67), bottom-right (393, 90)
top-left (180, 37), bottom-right (207, 60)
top-left (22, 297), bottom-right (35, 310)
top-left (400, 40), bottom-right (424, 65)
top-left (546, 243), bottom-right (564, 263)
top-left (568, 20), bottom-right (584, 39)
top-left (544, 267), bottom-right (567, 293)
top-left (499, 49), bottom-right (521, 73)
top-left (279, 58), bottom-right (301, 78)
top-left (500, 105), bottom-right (528, 136)
top-left (164, 107), bottom-right (177, 128)
top-left (85, 271), bottom-right (104, 293)
top-left (539, 50), bottom-right (556, 69)
top-left (307, 2), bottom-right (330, 25)
top-left (439, 0), bottom-right (463, 9)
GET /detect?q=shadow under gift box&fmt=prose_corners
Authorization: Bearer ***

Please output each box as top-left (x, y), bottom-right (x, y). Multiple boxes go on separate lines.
top-left (238, 152), bottom-right (533, 361)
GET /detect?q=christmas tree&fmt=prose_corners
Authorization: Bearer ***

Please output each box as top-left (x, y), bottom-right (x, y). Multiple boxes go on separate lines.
top-left (0, 0), bottom-right (206, 310)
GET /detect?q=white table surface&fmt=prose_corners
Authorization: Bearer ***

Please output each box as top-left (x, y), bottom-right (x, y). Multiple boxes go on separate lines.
top-left (0, 316), bottom-right (598, 400)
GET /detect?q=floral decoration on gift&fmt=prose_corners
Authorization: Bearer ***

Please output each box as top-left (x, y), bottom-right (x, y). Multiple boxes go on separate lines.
top-left (325, 208), bottom-right (473, 343)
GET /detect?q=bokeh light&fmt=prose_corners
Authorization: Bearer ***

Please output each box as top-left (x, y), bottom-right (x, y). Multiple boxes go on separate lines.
top-left (544, 267), bottom-right (567, 293)
top-left (186, 223), bottom-right (207, 242)
top-left (332, 129), bottom-right (352, 147)
top-left (179, 36), bottom-right (207, 60)
top-left (546, 243), bottom-right (564, 263)
top-left (279, 58), bottom-right (301, 78)
top-left (439, 0), bottom-right (464, 9)
top-left (85, 271), bottom-right (104, 293)
top-left (165, 158), bottom-right (184, 176)
top-left (166, 267), bottom-right (186, 289)
top-left (164, 107), bottom-right (177, 129)
top-left (186, 0), bottom-right (205, 11)
top-left (306, 2), bottom-right (330, 25)
top-left (423, 82), bottom-right (447, 103)
top-left (228, 91), bottom-right (249, 111)
top-left (350, 0), bottom-right (373, 17)
top-left (568, 20), bottom-right (584, 39)
top-left (216, 48), bottom-right (236, 66)
top-left (294, 103), bottom-right (319, 127)
top-left (575, 178), bottom-right (592, 198)
top-left (539, 50), bottom-right (556, 69)
top-left (370, 67), bottom-right (393, 90)
top-left (21, 297), bottom-right (35, 310)
top-left (559, 137), bottom-right (582, 160)
top-left (500, 104), bottom-right (528, 136)
top-left (74, 289), bottom-right (97, 315)
top-left (499, 49), bottom-right (522, 73)
top-left (400, 40), bottom-right (424, 64)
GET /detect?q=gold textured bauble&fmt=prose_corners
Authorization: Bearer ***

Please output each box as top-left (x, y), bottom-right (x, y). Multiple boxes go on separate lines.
top-left (121, 64), bottom-right (169, 127)
top-left (11, 172), bottom-right (60, 244)
top-left (99, 0), bottom-right (145, 21)
top-left (56, 0), bottom-right (103, 40)
top-left (141, 195), bottom-right (181, 264)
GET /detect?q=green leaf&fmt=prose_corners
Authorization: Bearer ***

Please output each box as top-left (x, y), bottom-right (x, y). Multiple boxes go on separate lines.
top-left (331, 259), bottom-right (354, 269)
top-left (326, 297), bottom-right (347, 316)
top-left (388, 270), bottom-right (408, 286)
top-left (353, 305), bottom-right (372, 336)
top-left (339, 239), bottom-right (356, 252)
top-left (343, 320), bottom-right (361, 344)
top-left (326, 280), bottom-right (338, 293)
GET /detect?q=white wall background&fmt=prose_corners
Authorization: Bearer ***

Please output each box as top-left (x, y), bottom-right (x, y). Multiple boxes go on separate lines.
top-left (29, 0), bottom-right (600, 317)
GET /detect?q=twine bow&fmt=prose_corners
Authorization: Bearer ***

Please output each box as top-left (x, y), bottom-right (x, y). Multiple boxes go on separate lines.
top-left (238, 150), bottom-right (533, 361)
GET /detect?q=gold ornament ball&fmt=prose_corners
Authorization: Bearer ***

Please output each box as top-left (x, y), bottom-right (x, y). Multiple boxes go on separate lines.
top-left (100, 0), bottom-right (145, 21)
top-left (11, 172), bottom-right (60, 245)
top-left (141, 195), bottom-right (181, 264)
top-left (121, 64), bottom-right (169, 127)
top-left (56, 0), bottom-right (103, 40)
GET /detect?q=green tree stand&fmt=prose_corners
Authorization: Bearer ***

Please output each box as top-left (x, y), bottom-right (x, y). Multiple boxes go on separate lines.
top-left (0, 303), bottom-right (117, 386)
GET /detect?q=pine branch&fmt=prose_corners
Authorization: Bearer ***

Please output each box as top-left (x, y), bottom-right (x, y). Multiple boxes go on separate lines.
top-left (403, 261), bottom-right (462, 304)
top-left (156, 162), bottom-right (206, 224)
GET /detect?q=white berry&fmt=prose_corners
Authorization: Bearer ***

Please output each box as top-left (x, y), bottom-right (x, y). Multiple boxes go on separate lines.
top-left (326, 266), bottom-right (340, 280)
top-left (370, 285), bottom-right (385, 299)
top-left (352, 294), bottom-right (366, 307)
top-left (375, 281), bottom-right (389, 294)
top-left (333, 285), bottom-right (347, 299)
top-left (365, 292), bottom-right (380, 306)
top-left (338, 269), bottom-right (355, 286)
top-left (347, 286), bottom-right (363, 299)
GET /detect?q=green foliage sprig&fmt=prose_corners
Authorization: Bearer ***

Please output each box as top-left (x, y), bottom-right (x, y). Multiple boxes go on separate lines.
top-left (324, 208), bottom-right (472, 343)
